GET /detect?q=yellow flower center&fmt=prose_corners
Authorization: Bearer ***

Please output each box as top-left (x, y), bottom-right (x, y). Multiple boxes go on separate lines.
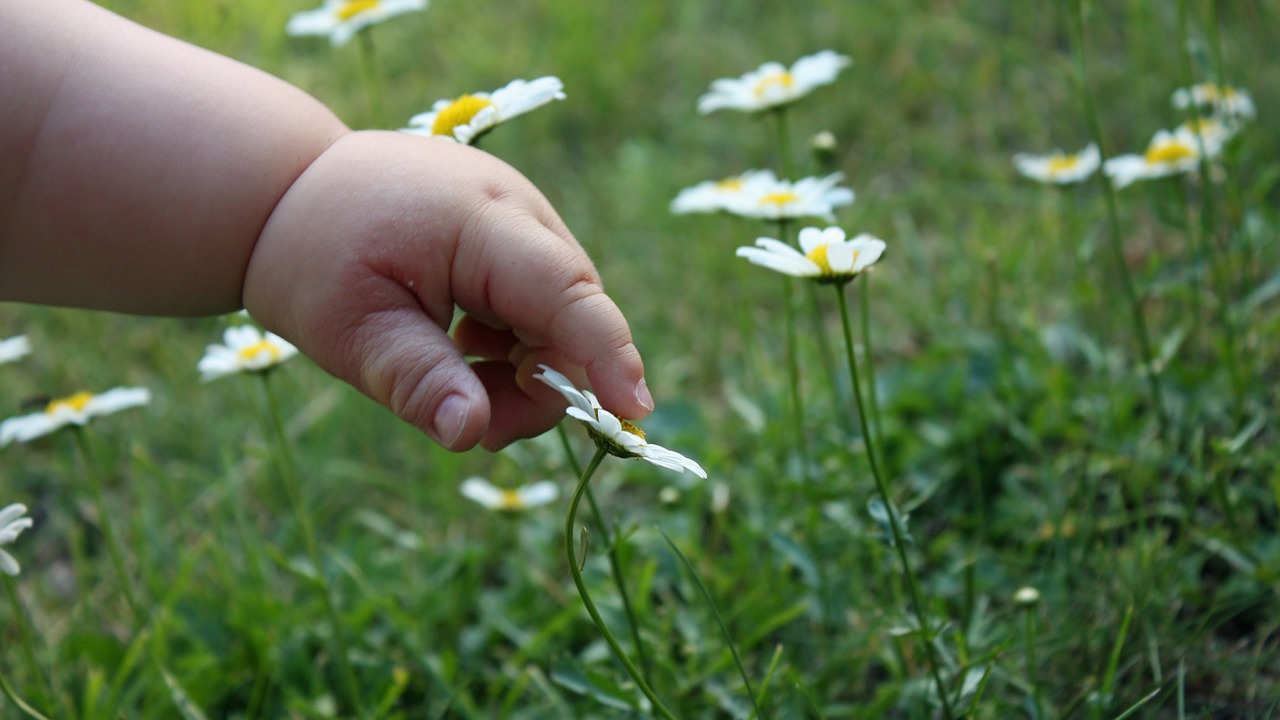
top-left (498, 489), bottom-right (524, 510)
top-left (754, 71), bottom-right (795, 99)
top-left (431, 95), bottom-right (494, 137)
top-left (238, 339), bottom-right (282, 364)
top-left (805, 244), bottom-right (833, 274)
top-left (46, 391), bottom-right (93, 415)
top-left (1181, 118), bottom-right (1221, 136)
top-left (1046, 154), bottom-right (1079, 173)
top-left (619, 418), bottom-right (646, 440)
top-left (1144, 139), bottom-right (1196, 165)
top-left (759, 191), bottom-right (800, 207)
top-left (716, 177), bottom-right (745, 191)
top-left (337, 0), bottom-right (380, 21)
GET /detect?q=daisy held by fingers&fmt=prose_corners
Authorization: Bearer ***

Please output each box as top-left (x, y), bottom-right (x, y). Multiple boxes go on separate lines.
top-left (535, 364), bottom-right (704, 720)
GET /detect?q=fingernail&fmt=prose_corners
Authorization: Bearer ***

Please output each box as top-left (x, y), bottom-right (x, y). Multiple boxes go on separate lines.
top-left (432, 393), bottom-right (470, 448)
top-left (635, 378), bottom-right (654, 413)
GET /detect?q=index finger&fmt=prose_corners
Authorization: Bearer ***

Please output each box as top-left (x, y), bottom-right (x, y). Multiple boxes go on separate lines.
top-left (451, 201), bottom-right (653, 420)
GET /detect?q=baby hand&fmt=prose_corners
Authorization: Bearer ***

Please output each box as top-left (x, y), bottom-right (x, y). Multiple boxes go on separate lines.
top-left (242, 131), bottom-right (652, 451)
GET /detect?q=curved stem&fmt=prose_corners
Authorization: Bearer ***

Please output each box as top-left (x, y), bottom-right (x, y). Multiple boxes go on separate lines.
top-left (566, 447), bottom-right (676, 720)
top-left (836, 283), bottom-right (954, 719)
top-left (556, 426), bottom-right (653, 684)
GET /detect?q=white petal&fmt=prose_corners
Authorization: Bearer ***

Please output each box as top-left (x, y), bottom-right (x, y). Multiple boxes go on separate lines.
top-left (460, 477), bottom-right (506, 508)
top-left (826, 242), bottom-right (857, 273)
top-left (848, 235), bottom-right (887, 271)
top-left (86, 387), bottom-right (151, 417)
top-left (517, 481), bottom-right (559, 508)
top-left (0, 504), bottom-right (27, 527)
top-left (0, 518), bottom-right (32, 544)
top-left (0, 335), bottom-right (31, 364)
top-left (286, 7), bottom-right (339, 37)
top-left (0, 549), bottom-right (19, 576)
top-left (0, 413), bottom-right (65, 445)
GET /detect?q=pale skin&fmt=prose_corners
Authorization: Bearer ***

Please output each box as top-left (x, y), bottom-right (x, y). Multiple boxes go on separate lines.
top-left (0, 0), bottom-right (653, 450)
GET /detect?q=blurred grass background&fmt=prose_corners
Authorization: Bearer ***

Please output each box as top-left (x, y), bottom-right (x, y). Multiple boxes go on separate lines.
top-left (3, 0), bottom-right (1279, 717)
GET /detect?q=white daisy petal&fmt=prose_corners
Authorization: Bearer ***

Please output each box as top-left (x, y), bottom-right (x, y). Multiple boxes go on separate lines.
top-left (198, 325), bottom-right (298, 381)
top-left (697, 50), bottom-right (851, 114)
top-left (0, 335), bottom-right (31, 365)
top-left (0, 503), bottom-right (33, 576)
top-left (1012, 143), bottom-right (1100, 185)
top-left (534, 365), bottom-right (705, 477)
top-left (518, 481), bottom-right (560, 508)
top-left (737, 226), bottom-right (885, 283)
top-left (0, 388), bottom-right (150, 446)
top-left (402, 76), bottom-right (564, 144)
top-left (287, 0), bottom-right (427, 47)
top-left (723, 172), bottom-right (854, 222)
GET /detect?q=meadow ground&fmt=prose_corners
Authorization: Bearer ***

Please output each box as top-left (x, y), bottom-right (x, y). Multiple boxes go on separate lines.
top-left (2, 0), bottom-right (1279, 718)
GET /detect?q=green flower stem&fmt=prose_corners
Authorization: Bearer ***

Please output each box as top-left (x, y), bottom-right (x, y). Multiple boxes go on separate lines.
top-left (554, 425), bottom-right (653, 685)
top-left (1068, 0), bottom-right (1169, 442)
top-left (3, 577), bottom-right (58, 717)
top-left (356, 30), bottom-right (385, 128)
top-left (807, 281), bottom-right (853, 438)
top-left (565, 447), bottom-right (676, 720)
top-left (1022, 604), bottom-right (1043, 719)
top-left (0, 670), bottom-right (51, 720)
top-left (775, 220), bottom-right (812, 481)
top-left (771, 106), bottom-right (796, 181)
top-left (257, 374), bottom-right (365, 719)
top-left (72, 428), bottom-right (142, 623)
top-left (1176, 0), bottom-right (1244, 414)
top-left (835, 283), bottom-right (954, 719)
top-left (859, 273), bottom-right (886, 467)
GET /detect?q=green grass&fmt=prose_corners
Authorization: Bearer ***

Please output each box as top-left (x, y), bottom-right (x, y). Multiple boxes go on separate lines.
top-left (3, 0), bottom-right (1280, 717)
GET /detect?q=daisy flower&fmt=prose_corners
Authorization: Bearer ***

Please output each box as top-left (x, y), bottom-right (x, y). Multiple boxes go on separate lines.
top-left (737, 226), bottom-right (886, 285)
top-left (1103, 127), bottom-right (1216, 189)
top-left (670, 169), bottom-right (777, 215)
top-left (0, 387), bottom-right (151, 446)
top-left (723, 172), bottom-right (855, 222)
top-left (1012, 143), bottom-right (1100, 185)
top-left (286, 0), bottom-right (427, 47)
top-left (0, 503), bottom-right (33, 576)
top-left (1172, 83), bottom-right (1256, 121)
top-left (533, 366), bottom-right (706, 478)
top-left (402, 77), bottom-right (565, 145)
top-left (1178, 116), bottom-right (1237, 150)
top-left (198, 325), bottom-right (299, 382)
top-left (0, 335), bottom-right (31, 365)
top-left (697, 50), bottom-right (852, 115)
top-left (460, 477), bottom-right (559, 512)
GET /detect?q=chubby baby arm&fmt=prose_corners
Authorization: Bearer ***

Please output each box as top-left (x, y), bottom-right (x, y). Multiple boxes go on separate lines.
top-left (0, 0), bottom-right (347, 314)
top-left (244, 131), bottom-right (652, 451)
top-left (0, 0), bottom-right (651, 451)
